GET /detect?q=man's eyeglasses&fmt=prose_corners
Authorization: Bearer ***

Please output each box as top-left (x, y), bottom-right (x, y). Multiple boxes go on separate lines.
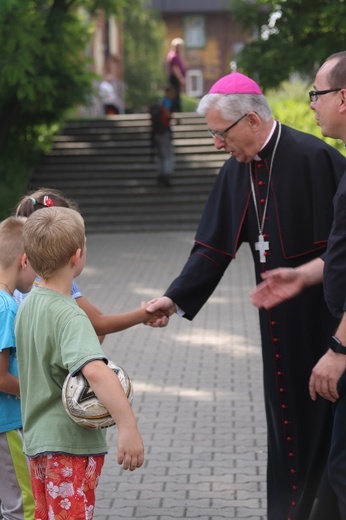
top-left (309, 89), bottom-right (342, 102)
top-left (208, 113), bottom-right (248, 141)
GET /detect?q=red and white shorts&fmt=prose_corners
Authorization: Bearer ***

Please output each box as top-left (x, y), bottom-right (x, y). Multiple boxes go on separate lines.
top-left (30, 453), bottom-right (105, 519)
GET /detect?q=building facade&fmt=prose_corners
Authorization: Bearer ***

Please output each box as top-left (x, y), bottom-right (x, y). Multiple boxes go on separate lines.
top-left (80, 10), bottom-right (124, 116)
top-left (151, 0), bottom-right (250, 97)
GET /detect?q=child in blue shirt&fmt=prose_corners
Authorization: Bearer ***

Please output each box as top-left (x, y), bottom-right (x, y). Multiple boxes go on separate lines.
top-left (0, 216), bottom-right (36, 519)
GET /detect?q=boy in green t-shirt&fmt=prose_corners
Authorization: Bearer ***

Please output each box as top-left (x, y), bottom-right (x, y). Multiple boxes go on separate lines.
top-left (15, 207), bottom-right (144, 519)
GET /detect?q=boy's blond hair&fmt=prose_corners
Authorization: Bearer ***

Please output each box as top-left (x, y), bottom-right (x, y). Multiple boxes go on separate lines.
top-left (23, 207), bottom-right (85, 279)
top-left (0, 217), bottom-right (26, 268)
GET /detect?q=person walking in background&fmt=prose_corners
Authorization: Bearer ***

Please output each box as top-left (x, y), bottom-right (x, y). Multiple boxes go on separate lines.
top-left (99, 74), bottom-right (121, 115)
top-left (150, 85), bottom-right (176, 186)
top-left (0, 217), bottom-right (36, 520)
top-left (145, 72), bottom-right (346, 519)
top-left (166, 38), bottom-right (187, 113)
top-left (251, 51), bottom-right (346, 518)
top-left (15, 207), bottom-right (144, 519)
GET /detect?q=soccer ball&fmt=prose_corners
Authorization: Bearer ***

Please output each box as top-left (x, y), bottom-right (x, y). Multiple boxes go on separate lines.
top-left (62, 361), bottom-right (134, 429)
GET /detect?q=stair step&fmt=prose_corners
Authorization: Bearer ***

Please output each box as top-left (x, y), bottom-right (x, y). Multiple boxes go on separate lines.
top-left (36, 155), bottom-right (225, 166)
top-left (34, 161), bottom-right (223, 173)
top-left (30, 112), bottom-right (222, 233)
top-left (28, 177), bottom-right (216, 189)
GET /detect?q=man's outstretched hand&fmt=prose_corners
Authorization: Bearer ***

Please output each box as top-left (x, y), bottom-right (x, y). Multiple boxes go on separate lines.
top-left (251, 268), bottom-right (306, 309)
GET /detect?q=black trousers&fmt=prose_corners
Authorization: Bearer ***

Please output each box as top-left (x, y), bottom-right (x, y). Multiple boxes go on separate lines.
top-left (329, 372), bottom-right (346, 519)
top-left (168, 73), bottom-right (181, 112)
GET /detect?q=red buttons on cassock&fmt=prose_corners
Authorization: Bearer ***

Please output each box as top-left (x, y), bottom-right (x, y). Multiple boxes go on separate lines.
top-left (271, 321), bottom-right (277, 326)
top-left (258, 180), bottom-right (265, 186)
top-left (273, 337), bottom-right (280, 343)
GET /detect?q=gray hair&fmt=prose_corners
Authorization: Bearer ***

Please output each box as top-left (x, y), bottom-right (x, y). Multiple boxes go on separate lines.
top-left (197, 93), bottom-right (272, 122)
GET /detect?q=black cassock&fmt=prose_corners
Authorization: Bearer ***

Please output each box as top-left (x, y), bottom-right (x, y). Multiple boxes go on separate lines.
top-left (165, 123), bottom-right (346, 520)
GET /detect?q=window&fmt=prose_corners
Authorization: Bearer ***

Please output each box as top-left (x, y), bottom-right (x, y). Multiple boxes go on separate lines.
top-left (186, 70), bottom-right (203, 98)
top-left (184, 16), bottom-right (205, 49)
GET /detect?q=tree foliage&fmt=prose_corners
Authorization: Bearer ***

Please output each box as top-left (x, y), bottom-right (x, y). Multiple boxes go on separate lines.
top-left (0, 0), bottom-right (125, 152)
top-left (0, 0), bottom-right (125, 217)
top-left (268, 81), bottom-right (345, 155)
top-left (232, 0), bottom-right (346, 90)
top-left (123, 0), bottom-right (166, 111)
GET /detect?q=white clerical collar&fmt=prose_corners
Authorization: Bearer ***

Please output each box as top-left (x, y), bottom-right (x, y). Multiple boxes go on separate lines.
top-left (253, 120), bottom-right (278, 161)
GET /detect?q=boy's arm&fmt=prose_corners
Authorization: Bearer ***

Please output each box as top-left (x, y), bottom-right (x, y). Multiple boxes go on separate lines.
top-left (76, 296), bottom-right (163, 336)
top-left (81, 360), bottom-right (144, 471)
top-left (0, 350), bottom-right (20, 396)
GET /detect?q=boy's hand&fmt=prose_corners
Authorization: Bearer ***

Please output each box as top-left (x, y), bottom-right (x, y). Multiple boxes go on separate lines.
top-left (142, 303), bottom-right (169, 327)
top-left (145, 314), bottom-right (170, 326)
top-left (142, 297), bottom-right (176, 328)
top-left (117, 425), bottom-right (144, 471)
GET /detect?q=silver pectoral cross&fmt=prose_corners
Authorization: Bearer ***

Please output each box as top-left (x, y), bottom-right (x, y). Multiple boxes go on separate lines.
top-left (255, 233), bottom-right (269, 263)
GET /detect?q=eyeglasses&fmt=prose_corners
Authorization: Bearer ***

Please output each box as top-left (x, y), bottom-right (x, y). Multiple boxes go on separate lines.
top-left (309, 89), bottom-right (342, 102)
top-left (208, 113), bottom-right (248, 141)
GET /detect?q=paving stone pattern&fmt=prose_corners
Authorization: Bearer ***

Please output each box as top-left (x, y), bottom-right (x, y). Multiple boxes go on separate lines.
top-left (78, 231), bottom-right (267, 519)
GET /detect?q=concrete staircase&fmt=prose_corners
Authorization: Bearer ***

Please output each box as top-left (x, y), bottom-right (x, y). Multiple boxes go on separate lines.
top-left (30, 112), bottom-right (228, 233)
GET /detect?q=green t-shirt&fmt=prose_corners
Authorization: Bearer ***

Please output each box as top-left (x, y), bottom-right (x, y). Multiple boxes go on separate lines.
top-left (15, 286), bottom-right (108, 457)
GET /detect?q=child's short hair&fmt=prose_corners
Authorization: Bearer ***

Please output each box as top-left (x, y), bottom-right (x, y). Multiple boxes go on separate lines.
top-left (165, 85), bottom-right (176, 97)
top-left (15, 187), bottom-right (79, 217)
top-left (0, 217), bottom-right (26, 268)
top-left (23, 207), bottom-right (85, 279)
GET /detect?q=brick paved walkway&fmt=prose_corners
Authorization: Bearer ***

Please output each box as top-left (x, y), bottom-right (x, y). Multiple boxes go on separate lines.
top-left (78, 231), bottom-right (266, 519)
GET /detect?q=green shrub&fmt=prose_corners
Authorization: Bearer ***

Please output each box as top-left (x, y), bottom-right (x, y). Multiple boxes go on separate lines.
top-left (268, 81), bottom-right (345, 155)
top-left (181, 94), bottom-right (198, 112)
top-left (0, 122), bottom-right (60, 220)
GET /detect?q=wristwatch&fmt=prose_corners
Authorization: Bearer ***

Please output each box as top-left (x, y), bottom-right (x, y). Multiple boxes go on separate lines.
top-left (328, 336), bottom-right (346, 355)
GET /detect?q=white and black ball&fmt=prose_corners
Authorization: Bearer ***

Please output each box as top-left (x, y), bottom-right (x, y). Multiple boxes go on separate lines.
top-left (62, 361), bottom-right (134, 429)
